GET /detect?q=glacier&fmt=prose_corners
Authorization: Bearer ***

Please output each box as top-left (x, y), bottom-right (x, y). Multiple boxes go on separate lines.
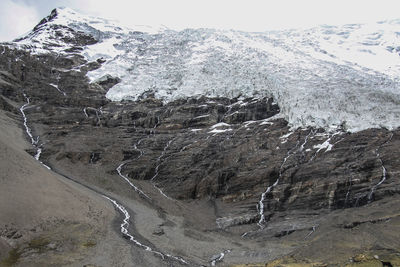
top-left (12, 7), bottom-right (400, 132)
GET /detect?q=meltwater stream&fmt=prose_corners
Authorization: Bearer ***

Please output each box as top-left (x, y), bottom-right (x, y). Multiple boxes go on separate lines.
top-left (19, 93), bottom-right (50, 169)
top-left (116, 163), bottom-right (150, 199)
top-left (19, 93), bottom-right (190, 265)
top-left (102, 196), bottom-right (188, 265)
top-left (368, 133), bottom-right (394, 202)
top-left (150, 138), bottom-right (175, 182)
top-left (257, 134), bottom-right (302, 227)
top-left (210, 249), bottom-right (231, 266)
top-left (150, 137), bottom-right (177, 200)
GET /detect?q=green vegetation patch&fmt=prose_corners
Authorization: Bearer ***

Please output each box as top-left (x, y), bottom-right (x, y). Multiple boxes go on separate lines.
top-left (28, 237), bottom-right (50, 253)
top-left (82, 240), bottom-right (96, 248)
top-left (0, 248), bottom-right (22, 267)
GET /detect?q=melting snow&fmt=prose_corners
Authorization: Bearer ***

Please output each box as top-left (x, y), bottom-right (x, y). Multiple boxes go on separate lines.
top-left (210, 122), bottom-right (230, 129)
top-left (193, 114), bottom-right (210, 119)
top-left (313, 139), bottom-right (333, 152)
top-left (280, 131), bottom-right (294, 139)
top-left (313, 132), bottom-right (341, 153)
top-left (243, 120), bottom-right (257, 128)
top-left (209, 128), bottom-right (233, 134)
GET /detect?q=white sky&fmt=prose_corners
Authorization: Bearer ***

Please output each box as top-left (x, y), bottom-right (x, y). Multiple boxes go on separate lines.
top-left (0, 0), bottom-right (399, 41)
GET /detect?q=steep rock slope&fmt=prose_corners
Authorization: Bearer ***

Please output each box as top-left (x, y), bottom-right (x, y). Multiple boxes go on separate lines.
top-left (0, 7), bottom-right (400, 266)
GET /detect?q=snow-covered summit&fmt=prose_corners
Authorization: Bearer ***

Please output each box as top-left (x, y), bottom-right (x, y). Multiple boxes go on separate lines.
top-left (10, 8), bottom-right (400, 132)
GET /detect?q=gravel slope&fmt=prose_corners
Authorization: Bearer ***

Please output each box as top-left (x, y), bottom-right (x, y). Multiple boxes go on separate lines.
top-left (0, 110), bottom-right (133, 266)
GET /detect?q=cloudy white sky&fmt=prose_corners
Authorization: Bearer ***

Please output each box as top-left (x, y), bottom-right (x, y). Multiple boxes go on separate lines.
top-left (0, 0), bottom-right (399, 41)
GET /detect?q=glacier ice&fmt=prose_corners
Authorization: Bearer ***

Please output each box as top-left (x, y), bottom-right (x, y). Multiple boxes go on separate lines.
top-left (11, 7), bottom-right (400, 133)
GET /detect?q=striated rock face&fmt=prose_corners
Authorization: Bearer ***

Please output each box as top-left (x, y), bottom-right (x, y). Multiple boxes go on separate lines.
top-left (1, 9), bottom-right (400, 266)
top-left (1, 41), bottom-right (399, 220)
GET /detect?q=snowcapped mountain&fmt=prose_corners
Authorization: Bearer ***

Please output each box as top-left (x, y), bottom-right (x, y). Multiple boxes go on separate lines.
top-left (11, 7), bottom-right (400, 132)
top-left (2, 8), bottom-right (400, 266)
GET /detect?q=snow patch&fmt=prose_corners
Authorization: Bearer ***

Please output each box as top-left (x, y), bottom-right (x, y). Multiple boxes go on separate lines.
top-left (313, 139), bottom-right (333, 152)
top-left (210, 122), bottom-right (230, 129)
top-left (209, 128), bottom-right (232, 134)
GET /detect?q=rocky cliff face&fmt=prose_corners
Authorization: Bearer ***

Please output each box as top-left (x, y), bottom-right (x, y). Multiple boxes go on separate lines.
top-left (1, 8), bottom-right (400, 267)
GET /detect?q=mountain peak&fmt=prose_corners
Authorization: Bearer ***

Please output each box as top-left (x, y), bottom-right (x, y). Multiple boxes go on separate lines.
top-left (33, 8), bottom-right (58, 31)
top-left (31, 7), bottom-right (95, 33)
